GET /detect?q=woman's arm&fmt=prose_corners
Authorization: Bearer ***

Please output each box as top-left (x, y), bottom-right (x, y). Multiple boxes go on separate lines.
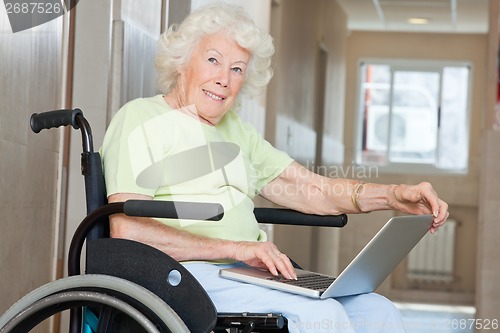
top-left (260, 161), bottom-right (449, 233)
top-left (108, 193), bottom-right (298, 279)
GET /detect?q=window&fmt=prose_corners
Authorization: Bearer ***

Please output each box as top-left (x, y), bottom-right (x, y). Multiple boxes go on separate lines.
top-left (355, 59), bottom-right (471, 174)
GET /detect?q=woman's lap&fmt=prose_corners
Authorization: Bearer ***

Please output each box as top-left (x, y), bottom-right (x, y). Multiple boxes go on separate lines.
top-left (183, 262), bottom-right (406, 333)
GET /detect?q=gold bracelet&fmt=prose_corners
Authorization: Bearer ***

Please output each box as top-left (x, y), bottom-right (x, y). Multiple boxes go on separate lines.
top-left (351, 182), bottom-right (365, 212)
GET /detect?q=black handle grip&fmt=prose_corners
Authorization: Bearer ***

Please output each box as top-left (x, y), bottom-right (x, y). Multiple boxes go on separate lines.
top-left (254, 208), bottom-right (347, 227)
top-left (30, 108), bottom-right (83, 133)
top-left (123, 200), bottom-right (224, 221)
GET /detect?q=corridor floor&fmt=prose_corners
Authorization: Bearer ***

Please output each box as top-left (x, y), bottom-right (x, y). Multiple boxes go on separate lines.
top-left (396, 303), bottom-right (476, 333)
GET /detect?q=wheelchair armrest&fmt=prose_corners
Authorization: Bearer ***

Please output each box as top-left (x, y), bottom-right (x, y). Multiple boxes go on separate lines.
top-left (68, 200), bottom-right (224, 276)
top-left (123, 200), bottom-right (224, 221)
top-left (254, 208), bottom-right (347, 228)
top-left (69, 203), bottom-right (346, 277)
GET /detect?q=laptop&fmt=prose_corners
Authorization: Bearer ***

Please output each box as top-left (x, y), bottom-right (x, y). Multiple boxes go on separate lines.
top-left (219, 215), bottom-right (433, 298)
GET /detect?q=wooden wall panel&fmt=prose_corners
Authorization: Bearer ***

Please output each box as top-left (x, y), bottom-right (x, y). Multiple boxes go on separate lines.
top-left (0, 15), bottom-right (65, 331)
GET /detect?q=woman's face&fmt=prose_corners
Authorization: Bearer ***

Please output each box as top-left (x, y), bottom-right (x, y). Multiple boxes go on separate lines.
top-left (177, 32), bottom-right (250, 125)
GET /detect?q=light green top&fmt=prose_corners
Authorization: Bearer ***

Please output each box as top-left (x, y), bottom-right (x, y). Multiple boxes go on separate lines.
top-left (102, 95), bottom-right (293, 242)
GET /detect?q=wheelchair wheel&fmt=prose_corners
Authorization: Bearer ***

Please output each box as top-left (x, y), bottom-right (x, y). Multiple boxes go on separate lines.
top-left (0, 275), bottom-right (189, 333)
top-left (0, 291), bottom-right (160, 333)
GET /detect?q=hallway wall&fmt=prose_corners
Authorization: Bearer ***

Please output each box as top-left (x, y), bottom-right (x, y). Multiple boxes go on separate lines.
top-left (266, 0), bottom-right (492, 310)
top-left (268, 0), bottom-right (348, 273)
top-left (475, 0), bottom-right (500, 323)
top-left (0, 9), bottom-right (67, 332)
top-left (341, 30), bottom-right (486, 305)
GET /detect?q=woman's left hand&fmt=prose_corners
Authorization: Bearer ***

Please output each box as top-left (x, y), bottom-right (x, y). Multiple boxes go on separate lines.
top-left (391, 182), bottom-right (449, 233)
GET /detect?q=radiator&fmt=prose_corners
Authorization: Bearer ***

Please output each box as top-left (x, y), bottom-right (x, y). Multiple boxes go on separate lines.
top-left (407, 219), bottom-right (457, 283)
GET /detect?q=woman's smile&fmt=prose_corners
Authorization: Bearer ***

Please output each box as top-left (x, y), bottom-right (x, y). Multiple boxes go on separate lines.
top-left (203, 89), bottom-right (226, 102)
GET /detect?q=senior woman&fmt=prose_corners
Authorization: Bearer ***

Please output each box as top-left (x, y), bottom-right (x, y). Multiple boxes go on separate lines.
top-left (101, 3), bottom-right (448, 333)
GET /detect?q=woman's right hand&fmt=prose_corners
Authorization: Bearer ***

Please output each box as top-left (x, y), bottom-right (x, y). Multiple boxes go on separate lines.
top-left (232, 241), bottom-right (297, 280)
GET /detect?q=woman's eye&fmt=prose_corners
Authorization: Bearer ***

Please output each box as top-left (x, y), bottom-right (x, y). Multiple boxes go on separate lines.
top-left (208, 57), bottom-right (218, 64)
top-left (232, 67), bottom-right (243, 74)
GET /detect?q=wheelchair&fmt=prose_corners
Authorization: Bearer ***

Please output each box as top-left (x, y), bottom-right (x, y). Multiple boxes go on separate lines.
top-left (0, 109), bottom-right (347, 333)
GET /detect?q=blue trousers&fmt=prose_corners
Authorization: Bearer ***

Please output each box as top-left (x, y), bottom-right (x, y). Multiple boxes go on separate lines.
top-left (184, 262), bottom-right (407, 333)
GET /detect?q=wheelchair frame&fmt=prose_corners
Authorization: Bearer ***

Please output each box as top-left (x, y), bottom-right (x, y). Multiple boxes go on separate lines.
top-left (0, 109), bottom-right (347, 333)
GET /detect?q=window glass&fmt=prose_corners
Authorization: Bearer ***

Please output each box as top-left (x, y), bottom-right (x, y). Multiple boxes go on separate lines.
top-left (357, 61), bottom-right (470, 174)
top-left (389, 70), bottom-right (439, 164)
top-left (438, 67), bottom-right (470, 170)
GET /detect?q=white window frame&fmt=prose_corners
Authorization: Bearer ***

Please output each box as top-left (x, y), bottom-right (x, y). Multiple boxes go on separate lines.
top-left (354, 58), bottom-right (473, 175)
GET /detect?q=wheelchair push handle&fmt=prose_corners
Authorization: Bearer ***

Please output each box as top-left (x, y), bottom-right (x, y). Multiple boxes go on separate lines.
top-left (31, 108), bottom-right (94, 153)
top-left (30, 108), bottom-right (83, 133)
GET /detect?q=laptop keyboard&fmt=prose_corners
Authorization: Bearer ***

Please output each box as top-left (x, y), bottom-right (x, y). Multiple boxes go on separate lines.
top-left (267, 273), bottom-right (336, 291)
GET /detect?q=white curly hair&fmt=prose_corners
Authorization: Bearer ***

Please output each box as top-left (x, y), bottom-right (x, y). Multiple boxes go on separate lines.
top-left (155, 3), bottom-right (275, 100)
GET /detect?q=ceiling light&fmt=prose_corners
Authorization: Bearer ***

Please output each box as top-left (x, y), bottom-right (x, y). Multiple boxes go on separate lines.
top-left (408, 17), bottom-right (430, 25)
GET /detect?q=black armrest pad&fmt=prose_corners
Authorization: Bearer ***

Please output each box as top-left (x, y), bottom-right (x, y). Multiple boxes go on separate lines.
top-left (254, 208), bottom-right (347, 227)
top-left (121, 201), bottom-right (346, 227)
top-left (123, 200), bottom-right (224, 221)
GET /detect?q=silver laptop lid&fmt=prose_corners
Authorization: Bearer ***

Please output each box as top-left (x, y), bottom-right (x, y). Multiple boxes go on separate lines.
top-left (321, 214), bottom-right (433, 298)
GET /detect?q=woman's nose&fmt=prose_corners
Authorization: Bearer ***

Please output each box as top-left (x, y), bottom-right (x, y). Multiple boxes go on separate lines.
top-left (215, 69), bottom-right (229, 87)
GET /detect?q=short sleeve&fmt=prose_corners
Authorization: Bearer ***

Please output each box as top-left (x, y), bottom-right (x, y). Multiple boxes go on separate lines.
top-left (101, 99), bottom-right (162, 197)
top-left (219, 112), bottom-right (294, 192)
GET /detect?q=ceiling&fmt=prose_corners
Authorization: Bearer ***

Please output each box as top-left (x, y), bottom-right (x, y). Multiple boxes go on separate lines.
top-left (335, 0), bottom-right (490, 33)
